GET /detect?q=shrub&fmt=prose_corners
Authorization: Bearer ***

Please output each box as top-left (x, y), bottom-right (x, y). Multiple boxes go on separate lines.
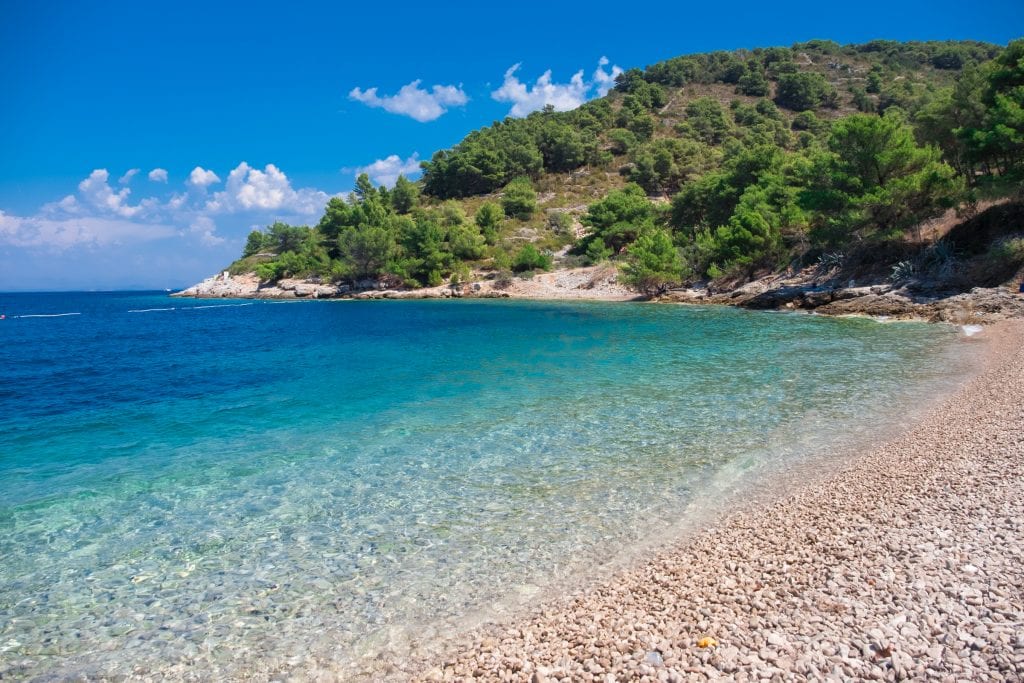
top-left (620, 229), bottom-right (686, 295)
top-left (502, 177), bottom-right (538, 220)
top-left (512, 243), bottom-right (553, 272)
top-left (775, 72), bottom-right (837, 111)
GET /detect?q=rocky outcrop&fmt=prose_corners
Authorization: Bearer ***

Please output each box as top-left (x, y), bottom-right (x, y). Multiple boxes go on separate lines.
top-left (174, 266), bottom-right (636, 303)
top-left (174, 269), bottom-right (1024, 323)
top-left (173, 273), bottom-right (343, 299)
top-left (661, 278), bottom-right (1024, 324)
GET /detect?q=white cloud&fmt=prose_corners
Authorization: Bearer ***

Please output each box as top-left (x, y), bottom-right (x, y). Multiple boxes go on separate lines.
top-left (0, 209), bottom-right (175, 249)
top-left (349, 80), bottom-right (468, 122)
top-left (2, 161), bottom-right (338, 254)
top-left (593, 56), bottom-right (624, 97)
top-left (206, 162), bottom-right (329, 215)
top-left (119, 168), bottom-right (140, 184)
top-left (188, 166), bottom-right (221, 188)
top-left (354, 154), bottom-right (421, 187)
top-left (189, 215), bottom-right (225, 246)
top-left (491, 58), bottom-right (622, 117)
top-left (148, 168), bottom-right (169, 183)
top-left (77, 169), bottom-right (143, 217)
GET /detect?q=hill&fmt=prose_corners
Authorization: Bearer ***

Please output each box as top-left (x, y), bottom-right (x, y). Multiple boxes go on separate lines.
top-left (211, 38), bottom-right (1023, 306)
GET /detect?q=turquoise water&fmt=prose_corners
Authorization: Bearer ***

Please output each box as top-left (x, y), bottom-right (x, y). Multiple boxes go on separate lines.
top-left (0, 293), bottom-right (970, 678)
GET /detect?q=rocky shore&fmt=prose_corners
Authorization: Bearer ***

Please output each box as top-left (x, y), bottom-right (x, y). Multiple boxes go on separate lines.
top-left (174, 267), bottom-right (1023, 323)
top-left (390, 321), bottom-right (1023, 681)
top-left (664, 273), bottom-right (1024, 325)
top-left (171, 266), bottom-right (639, 302)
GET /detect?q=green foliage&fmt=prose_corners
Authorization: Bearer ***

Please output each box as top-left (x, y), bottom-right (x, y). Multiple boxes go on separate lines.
top-left (775, 72), bottom-right (837, 111)
top-left (736, 65), bottom-right (770, 96)
top-left (955, 40), bottom-right (1024, 178)
top-left (242, 230), bottom-right (270, 257)
top-left (630, 138), bottom-right (711, 195)
top-left (694, 192), bottom-right (783, 276)
top-left (620, 229), bottom-right (685, 294)
top-left (627, 113), bottom-right (656, 141)
top-left (677, 98), bottom-right (733, 145)
top-left (337, 225), bottom-right (395, 280)
top-left (267, 222), bottom-right (311, 254)
top-left (391, 175), bottom-right (419, 214)
top-left (511, 243), bottom-right (552, 272)
top-left (536, 119), bottom-right (597, 171)
top-left (670, 143), bottom-right (784, 232)
top-left (583, 238), bottom-right (614, 264)
top-left (850, 86), bottom-right (875, 113)
top-left (474, 202), bottom-right (504, 244)
top-left (253, 224), bottom-right (331, 281)
top-left (791, 111), bottom-right (827, 133)
top-left (421, 107), bottom-right (605, 198)
top-left (548, 211), bottom-right (574, 235)
top-left (608, 128), bottom-right (638, 155)
top-left (801, 111), bottom-right (963, 244)
top-left (579, 183), bottom-right (656, 253)
top-left (501, 177), bottom-right (538, 220)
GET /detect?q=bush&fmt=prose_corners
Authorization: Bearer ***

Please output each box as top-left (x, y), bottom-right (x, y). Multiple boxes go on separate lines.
top-left (502, 177), bottom-right (537, 220)
top-left (775, 72), bottom-right (836, 111)
top-left (736, 67), bottom-right (770, 96)
top-left (620, 229), bottom-right (686, 295)
top-left (475, 202), bottom-right (504, 244)
top-left (512, 243), bottom-right (553, 272)
top-left (584, 238), bottom-right (614, 264)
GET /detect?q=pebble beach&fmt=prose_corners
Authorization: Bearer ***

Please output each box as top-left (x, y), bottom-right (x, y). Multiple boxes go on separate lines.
top-left (408, 321), bottom-right (1024, 682)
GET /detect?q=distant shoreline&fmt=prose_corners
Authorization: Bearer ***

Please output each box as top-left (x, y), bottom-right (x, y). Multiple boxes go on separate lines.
top-left (173, 266), bottom-right (1024, 324)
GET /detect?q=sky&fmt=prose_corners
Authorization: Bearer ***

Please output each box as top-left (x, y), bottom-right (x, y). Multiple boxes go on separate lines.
top-left (1, 0), bottom-right (1021, 290)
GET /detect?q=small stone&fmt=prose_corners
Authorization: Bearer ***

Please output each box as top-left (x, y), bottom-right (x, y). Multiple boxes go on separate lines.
top-left (644, 651), bottom-right (664, 667)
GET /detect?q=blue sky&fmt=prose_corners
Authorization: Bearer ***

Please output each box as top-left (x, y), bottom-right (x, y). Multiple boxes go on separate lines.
top-left (1, 0), bottom-right (1021, 290)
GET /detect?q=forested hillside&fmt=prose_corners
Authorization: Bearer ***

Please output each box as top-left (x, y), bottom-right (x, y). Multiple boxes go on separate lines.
top-left (233, 38), bottom-right (1024, 294)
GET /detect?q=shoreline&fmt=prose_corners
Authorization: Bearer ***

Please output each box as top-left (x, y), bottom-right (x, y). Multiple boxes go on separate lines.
top-left (393, 320), bottom-right (1024, 681)
top-left (173, 267), bottom-right (1024, 325)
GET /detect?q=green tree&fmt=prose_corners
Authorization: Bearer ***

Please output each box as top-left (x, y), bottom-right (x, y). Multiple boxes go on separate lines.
top-left (317, 197), bottom-right (356, 243)
top-left (608, 128), bottom-right (638, 155)
top-left (631, 138), bottom-right (711, 195)
top-left (338, 225), bottom-right (395, 280)
top-left (511, 243), bottom-right (552, 272)
top-left (677, 97), bottom-right (733, 145)
top-left (501, 177), bottom-right (537, 220)
top-left (447, 221), bottom-right (487, 260)
top-left (474, 202), bottom-right (504, 244)
top-left (354, 173), bottom-right (376, 201)
top-left (775, 72), bottom-right (837, 111)
top-left (695, 196), bottom-right (782, 277)
top-left (957, 40), bottom-right (1024, 176)
top-left (267, 222), bottom-right (311, 254)
top-left (579, 183), bottom-right (656, 253)
top-left (620, 229), bottom-right (685, 295)
top-left (736, 65), bottom-right (770, 96)
top-left (391, 175), bottom-right (419, 214)
top-left (242, 230), bottom-right (269, 257)
top-left (802, 112), bottom-right (963, 244)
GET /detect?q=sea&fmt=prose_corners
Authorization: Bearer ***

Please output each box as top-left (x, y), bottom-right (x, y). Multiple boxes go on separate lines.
top-left (0, 291), bottom-right (975, 679)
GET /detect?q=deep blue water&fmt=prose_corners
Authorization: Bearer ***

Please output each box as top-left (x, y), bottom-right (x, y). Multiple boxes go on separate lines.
top-left (0, 292), bottom-right (971, 678)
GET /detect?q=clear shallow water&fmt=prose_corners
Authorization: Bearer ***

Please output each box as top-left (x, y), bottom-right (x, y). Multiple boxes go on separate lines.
top-left (0, 292), bottom-right (971, 679)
